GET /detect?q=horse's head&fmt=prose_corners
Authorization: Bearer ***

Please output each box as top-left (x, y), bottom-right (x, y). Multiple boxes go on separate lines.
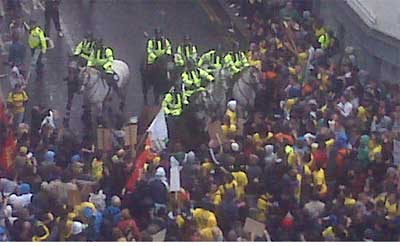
top-left (246, 66), bottom-right (262, 89)
top-left (78, 66), bottom-right (93, 92)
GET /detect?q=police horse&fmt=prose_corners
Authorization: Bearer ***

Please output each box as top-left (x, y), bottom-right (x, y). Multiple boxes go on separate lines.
top-left (140, 54), bottom-right (176, 105)
top-left (231, 66), bottom-right (262, 117)
top-left (192, 65), bottom-right (261, 128)
top-left (66, 58), bottom-right (130, 128)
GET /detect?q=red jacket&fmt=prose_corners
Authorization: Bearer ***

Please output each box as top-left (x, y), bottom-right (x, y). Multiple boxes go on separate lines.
top-left (118, 219), bottom-right (141, 241)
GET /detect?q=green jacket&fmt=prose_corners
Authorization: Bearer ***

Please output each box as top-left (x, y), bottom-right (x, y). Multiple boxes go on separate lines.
top-left (147, 38), bottom-right (172, 64)
top-left (175, 43), bottom-right (198, 66)
top-left (198, 50), bottom-right (223, 72)
top-left (224, 51), bottom-right (249, 74)
top-left (181, 68), bottom-right (214, 88)
top-left (88, 47), bottom-right (114, 73)
top-left (28, 26), bottom-right (47, 52)
top-left (74, 39), bottom-right (95, 60)
top-left (162, 91), bottom-right (183, 116)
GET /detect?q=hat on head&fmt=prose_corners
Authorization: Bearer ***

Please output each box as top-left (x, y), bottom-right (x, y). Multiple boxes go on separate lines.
top-left (19, 183), bottom-right (31, 194)
top-left (72, 221), bottom-right (85, 235)
top-left (227, 100), bottom-right (237, 111)
top-left (231, 142), bottom-right (239, 152)
top-left (44, 151), bottom-right (56, 163)
top-left (19, 146), bottom-right (28, 155)
top-left (71, 154), bottom-right (81, 163)
top-left (83, 207), bottom-right (94, 218)
top-left (155, 167), bottom-right (166, 178)
top-left (111, 195), bottom-right (121, 207)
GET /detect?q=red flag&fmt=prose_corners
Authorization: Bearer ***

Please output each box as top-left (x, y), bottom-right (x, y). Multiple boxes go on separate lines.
top-left (125, 141), bottom-right (156, 192)
top-left (0, 94), bottom-right (16, 174)
top-left (0, 131), bottom-right (16, 174)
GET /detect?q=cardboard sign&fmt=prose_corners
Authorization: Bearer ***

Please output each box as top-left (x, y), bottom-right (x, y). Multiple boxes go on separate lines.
top-left (152, 229), bottom-right (166, 242)
top-left (97, 127), bottom-right (112, 151)
top-left (243, 217), bottom-right (265, 238)
top-left (67, 189), bottom-right (81, 207)
top-left (169, 156), bottom-right (181, 192)
top-left (124, 124), bottom-right (138, 147)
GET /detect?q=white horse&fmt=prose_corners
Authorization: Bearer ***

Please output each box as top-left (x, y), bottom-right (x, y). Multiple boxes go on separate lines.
top-left (232, 66), bottom-right (261, 117)
top-left (79, 59), bottom-right (130, 125)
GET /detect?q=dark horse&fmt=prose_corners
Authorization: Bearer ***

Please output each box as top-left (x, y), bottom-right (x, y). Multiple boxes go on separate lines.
top-left (140, 54), bottom-right (176, 105)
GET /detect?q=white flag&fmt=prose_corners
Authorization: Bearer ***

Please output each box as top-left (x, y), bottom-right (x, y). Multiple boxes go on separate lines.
top-left (147, 109), bottom-right (169, 152)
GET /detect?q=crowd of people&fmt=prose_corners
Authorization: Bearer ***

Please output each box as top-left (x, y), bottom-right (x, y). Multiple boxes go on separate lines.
top-left (0, 0), bottom-right (400, 242)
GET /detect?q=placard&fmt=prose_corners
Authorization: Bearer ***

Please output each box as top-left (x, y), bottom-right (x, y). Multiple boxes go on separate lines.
top-left (124, 124), bottom-right (138, 147)
top-left (243, 217), bottom-right (265, 238)
top-left (170, 156), bottom-right (181, 192)
top-left (97, 127), bottom-right (112, 151)
top-left (152, 229), bottom-right (166, 242)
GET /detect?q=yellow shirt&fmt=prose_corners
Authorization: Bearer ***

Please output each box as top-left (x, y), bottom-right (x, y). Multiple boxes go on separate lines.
top-left (385, 200), bottom-right (399, 219)
top-left (7, 90), bottom-right (28, 113)
top-left (288, 151), bottom-right (298, 169)
top-left (91, 158), bottom-right (104, 181)
top-left (201, 161), bottom-right (214, 174)
top-left (193, 208), bottom-right (217, 230)
top-left (225, 109), bottom-right (237, 126)
top-left (370, 145), bottom-right (382, 161)
top-left (313, 169), bottom-right (326, 186)
top-left (73, 202), bottom-right (96, 220)
top-left (344, 197), bottom-right (357, 207)
top-left (322, 226), bottom-right (335, 238)
top-left (357, 106), bottom-right (368, 122)
top-left (232, 171), bottom-right (248, 200)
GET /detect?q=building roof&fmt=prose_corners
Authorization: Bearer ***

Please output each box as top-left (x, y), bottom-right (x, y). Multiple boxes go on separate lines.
top-left (346, 0), bottom-right (400, 40)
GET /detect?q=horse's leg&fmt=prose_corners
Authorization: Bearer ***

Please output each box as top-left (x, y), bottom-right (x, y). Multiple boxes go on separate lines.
top-left (119, 88), bottom-right (126, 112)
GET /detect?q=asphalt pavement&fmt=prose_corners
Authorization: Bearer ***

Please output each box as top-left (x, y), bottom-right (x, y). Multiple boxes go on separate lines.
top-left (15, 0), bottom-right (239, 135)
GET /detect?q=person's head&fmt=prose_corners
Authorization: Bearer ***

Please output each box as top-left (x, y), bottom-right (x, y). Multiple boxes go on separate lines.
top-left (285, 1), bottom-right (293, 9)
top-left (111, 195), bottom-right (121, 207)
top-left (232, 42), bottom-right (240, 53)
top-left (183, 34), bottom-right (191, 44)
top-left (112, 227), bottom-right (124, 240)
top-left (227, 100), bottom-right (237, 111)
top-left (154, 27), bottom-right (162, 40)
top-left (84, 31), bottom-right (94, 42)
top-left (94, 38), bottom-right (103, 49)
top-left (28, 19), bottom-right (38, 29)
top-left (121, 209), bottom-right (131, 220)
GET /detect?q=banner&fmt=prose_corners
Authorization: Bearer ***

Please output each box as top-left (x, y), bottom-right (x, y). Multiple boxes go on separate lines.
top-left (147, 109), bottom-right (168, 153)
top-left (125, 147), bottom-right (155, 192)
top-left (0, 96), bottom-right (16, 174)
top-left (169, 156), bottom-right (181, 192)
top-left (0, 133), bottom-right (17, 173)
